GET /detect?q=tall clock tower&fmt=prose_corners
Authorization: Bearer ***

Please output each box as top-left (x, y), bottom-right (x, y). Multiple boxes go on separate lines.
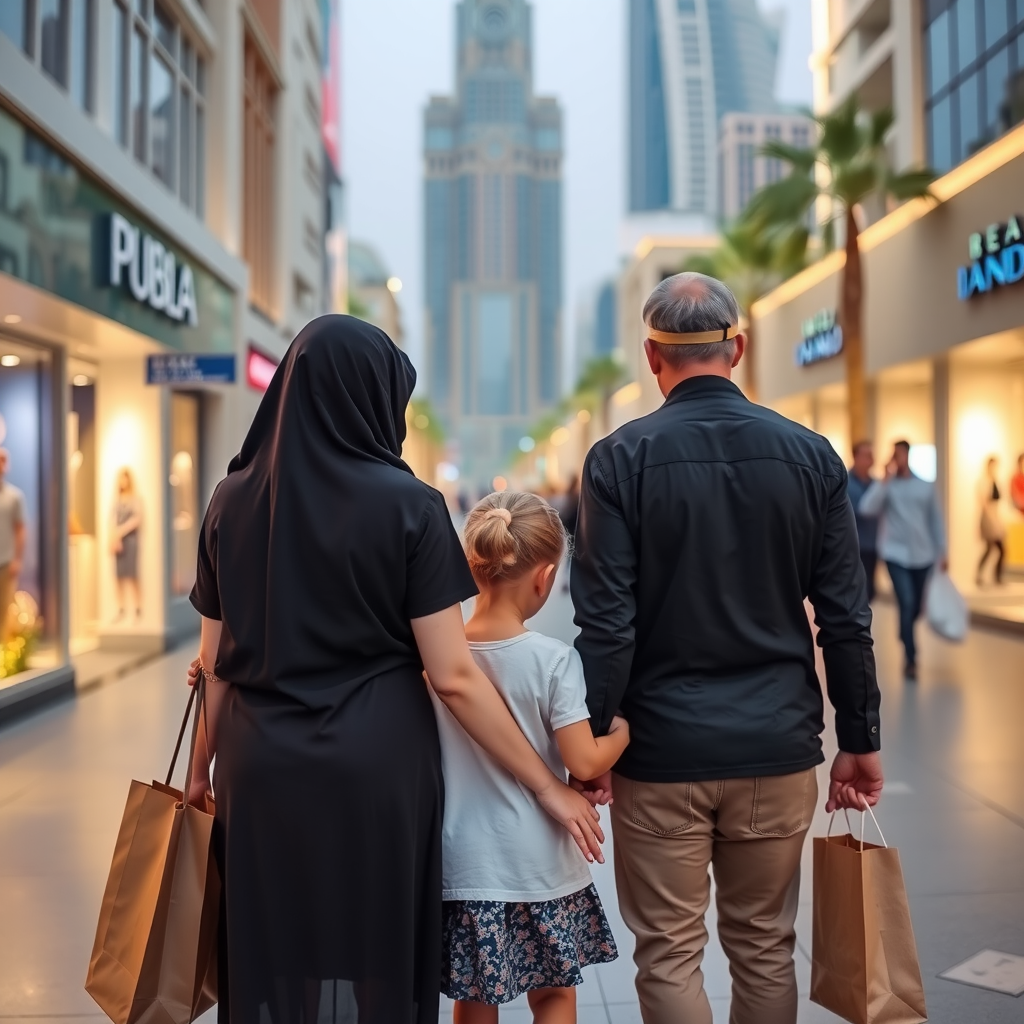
top-left (423, 0), bottom-right (563, 488)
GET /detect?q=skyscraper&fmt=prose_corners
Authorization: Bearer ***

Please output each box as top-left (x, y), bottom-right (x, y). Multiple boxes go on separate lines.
top-left (423, 0), bottom-right (562, 486)
top-left (629, 0), bottom-right (781, 219)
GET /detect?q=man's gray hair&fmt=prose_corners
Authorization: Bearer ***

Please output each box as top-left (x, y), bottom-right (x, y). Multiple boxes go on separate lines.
top-left (643, 272), bottom-right (740, 366)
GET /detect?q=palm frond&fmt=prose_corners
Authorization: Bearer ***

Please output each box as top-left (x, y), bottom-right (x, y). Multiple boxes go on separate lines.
top-left (760, 139), bottom-right (816, 173)
top-left (743, 173), bottom-right (819, 228)
top-left (830, 162), bottom-right (879, 206)
top-left (885, 167), bottom-right (937, 200)
top-left (818, 96), bottom-right (862, 163)
top-left (868, 107), bottom-right (896, 148)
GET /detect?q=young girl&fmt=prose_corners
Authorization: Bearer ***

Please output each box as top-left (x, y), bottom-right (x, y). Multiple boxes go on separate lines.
top-left (433, 491), bottom-right (630, 1023)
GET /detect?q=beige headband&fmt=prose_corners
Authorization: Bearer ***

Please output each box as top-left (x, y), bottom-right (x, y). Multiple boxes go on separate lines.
top-left (647, 325), bottom-right (740, 346)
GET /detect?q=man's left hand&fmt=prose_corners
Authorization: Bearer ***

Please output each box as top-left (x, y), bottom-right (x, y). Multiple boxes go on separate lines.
top-left (570, 771), bottom-right (614, 806)
top-left (827, 751), bottom-right (884, 812)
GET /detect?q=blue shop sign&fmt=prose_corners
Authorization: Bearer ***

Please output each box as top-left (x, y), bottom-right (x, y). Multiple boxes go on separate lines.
top-left (957, 215), bottom-right (1024, 299)
top-left (147, 354), bottom-right (236, 384)
top-left (795, 309), bottom-right (843, 367)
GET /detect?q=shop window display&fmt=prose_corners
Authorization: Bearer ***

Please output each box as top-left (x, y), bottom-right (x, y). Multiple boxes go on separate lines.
top-left (68, 372), bottom-right (99, 649)
top-left (0, 339), bottom-right (60, 680)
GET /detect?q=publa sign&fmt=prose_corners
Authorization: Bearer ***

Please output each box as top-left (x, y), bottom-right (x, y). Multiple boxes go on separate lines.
top-left (147, 354), bottom-right (236, 384)
top-left (794, 309), bottom-right (843, 367)
top-left (107, 213), bottom-right (199, 326)
top-left (957, 215), bottom-right (1024, 299)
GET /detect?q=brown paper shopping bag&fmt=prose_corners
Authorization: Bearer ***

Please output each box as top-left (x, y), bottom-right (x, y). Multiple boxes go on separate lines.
top-left (86, 678), bottom-right (219, 1024)
top-left (811, 807), bottom-right (927, 1024)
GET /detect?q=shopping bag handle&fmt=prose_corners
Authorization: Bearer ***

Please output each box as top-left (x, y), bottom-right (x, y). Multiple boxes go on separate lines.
top-left (826, 798), bottom-right (888, 849)
top-left (165, 672), bottom-right (206, 806)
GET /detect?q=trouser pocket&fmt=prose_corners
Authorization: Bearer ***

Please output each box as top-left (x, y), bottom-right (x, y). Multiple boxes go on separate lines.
top-left (626, 777), bottom-right (695, 835)
top-left (750, 768), bottom-right (817, 837)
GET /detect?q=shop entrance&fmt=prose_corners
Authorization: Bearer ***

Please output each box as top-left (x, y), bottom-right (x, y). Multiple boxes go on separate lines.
top-left (68, 360), bottom-right (99, 653)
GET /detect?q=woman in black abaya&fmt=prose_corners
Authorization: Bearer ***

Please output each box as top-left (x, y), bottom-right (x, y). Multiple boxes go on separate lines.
top-left (185, 316), bottom-right (603, 1024)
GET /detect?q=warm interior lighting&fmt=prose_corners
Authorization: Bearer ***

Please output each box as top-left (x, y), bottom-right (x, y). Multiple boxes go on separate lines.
top-left (549, 426), bottom-right (571, 446)
top-left (386, 277), bottom-right (403, 293)
top-left (492, 475), bottom-right (508, 491)
top-left (72, 374), bottom-right (92, 387)
top-left (576, 409), bottom-right (591, 423)
top-left (3, 314), bottom-right (21, 324)
top-left (0, 355), bottom-right (21, 367)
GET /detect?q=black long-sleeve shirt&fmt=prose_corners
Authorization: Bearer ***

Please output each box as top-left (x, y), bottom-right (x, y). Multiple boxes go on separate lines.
top-left (572, 375), bottom-right (880, 782)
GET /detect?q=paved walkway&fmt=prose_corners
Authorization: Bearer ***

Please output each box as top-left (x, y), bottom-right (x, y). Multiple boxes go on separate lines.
top-left (0, 571), bottom-right (1022, 1023)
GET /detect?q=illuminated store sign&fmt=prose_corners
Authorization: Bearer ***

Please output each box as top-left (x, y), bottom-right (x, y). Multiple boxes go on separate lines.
top-left (107, 213), bottom-right (199, 326)
top-left (794, 309), bottom-right (843, 367)
top-left (957, 215), bottom-right (1024, 299)
top-left (246, 346), bottom-right (279, 392)
top-left (147, 354), bottom-right (236, 384)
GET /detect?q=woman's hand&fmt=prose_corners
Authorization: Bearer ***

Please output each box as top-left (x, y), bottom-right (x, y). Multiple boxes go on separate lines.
top-left (187, 657), bottom-right (202, 687)
top-left (535, 779), bottom-right (606, 863)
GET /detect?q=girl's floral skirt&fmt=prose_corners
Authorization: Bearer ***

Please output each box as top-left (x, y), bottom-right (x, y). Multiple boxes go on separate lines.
top-left (441, 883), bottom-right (618, 1004)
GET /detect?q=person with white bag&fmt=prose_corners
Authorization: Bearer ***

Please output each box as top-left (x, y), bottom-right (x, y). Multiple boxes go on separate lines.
top-left (859, 440), bottom-right (947, 680)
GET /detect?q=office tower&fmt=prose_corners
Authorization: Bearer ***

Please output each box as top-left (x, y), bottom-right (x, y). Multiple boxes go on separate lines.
top-left (718, 112), bottom-right (813, 220)
top-left (423, 0), bottom-right (563, 486)
top-left (628, 0), bottom-right (781, 220)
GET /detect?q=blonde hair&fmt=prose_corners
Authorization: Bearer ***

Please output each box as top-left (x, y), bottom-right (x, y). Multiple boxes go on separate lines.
top-left (464, 491), bottom-right (566, 583)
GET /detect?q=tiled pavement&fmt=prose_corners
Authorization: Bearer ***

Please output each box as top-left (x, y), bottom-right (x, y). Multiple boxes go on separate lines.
top-left (1, 566), bottom-right (1023, 1023)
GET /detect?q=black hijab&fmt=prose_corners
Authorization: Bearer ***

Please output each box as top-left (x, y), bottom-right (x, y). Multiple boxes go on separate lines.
top-left (230, 313), bottom-right (416, 479)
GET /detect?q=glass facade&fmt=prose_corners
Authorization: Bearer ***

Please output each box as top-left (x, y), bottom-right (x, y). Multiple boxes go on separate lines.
top-left (0, 105), bottom-right (234, 352)
top-left (924, 1), bottom-right (1024, 172)
top-left (628, 0), bottom-right (670, 211)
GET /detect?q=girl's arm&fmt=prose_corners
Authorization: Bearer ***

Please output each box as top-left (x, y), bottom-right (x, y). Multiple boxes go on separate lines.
top-left (556, 715), bottom-right (630, 782)
top-left (186, 616), bottom-right (228, 806)
top-left (412, 605), bottom-right (606, 863)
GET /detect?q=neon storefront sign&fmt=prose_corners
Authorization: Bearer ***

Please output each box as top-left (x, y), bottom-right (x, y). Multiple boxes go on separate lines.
top-left (957, 215), bottom-right (1024, 299)
top-left (794, 309), bottom-right (843, 367)
top-left (106, 213), bottom-right (199, 326)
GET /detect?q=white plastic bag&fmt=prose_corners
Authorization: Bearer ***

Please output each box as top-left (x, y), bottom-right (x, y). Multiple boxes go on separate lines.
top-left (925, 570), bottom-right (968, 642)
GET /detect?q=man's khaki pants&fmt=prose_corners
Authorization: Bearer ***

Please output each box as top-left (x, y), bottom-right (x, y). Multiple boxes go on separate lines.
top-left (611, 768), bottom-right (818, 1024)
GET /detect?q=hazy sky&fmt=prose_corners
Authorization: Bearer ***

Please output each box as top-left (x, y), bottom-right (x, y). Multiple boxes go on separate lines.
top-left (341, 0), bottom-right (813, 384)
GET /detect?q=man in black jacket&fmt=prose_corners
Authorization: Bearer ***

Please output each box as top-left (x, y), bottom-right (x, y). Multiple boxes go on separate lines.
top-left (571, 272), bottom-right (883, 1024)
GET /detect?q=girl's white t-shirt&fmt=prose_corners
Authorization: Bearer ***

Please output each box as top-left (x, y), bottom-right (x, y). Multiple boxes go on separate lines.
top-left (431, 631), bottom-right (594, 903)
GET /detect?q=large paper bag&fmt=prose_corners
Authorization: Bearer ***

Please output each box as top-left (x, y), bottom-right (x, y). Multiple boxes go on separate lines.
top-left (811, 817), bottom-right (927, 1024)
top-left (86, 682), bottom-right (219, 1024)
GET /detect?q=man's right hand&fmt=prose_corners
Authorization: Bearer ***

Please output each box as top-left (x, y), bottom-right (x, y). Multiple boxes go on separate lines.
top-left (827, 750), bottom-right (884, 812)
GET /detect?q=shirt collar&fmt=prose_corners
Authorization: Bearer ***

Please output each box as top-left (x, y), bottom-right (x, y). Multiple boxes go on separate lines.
top-left (664, 375), bottom-right (746, 405)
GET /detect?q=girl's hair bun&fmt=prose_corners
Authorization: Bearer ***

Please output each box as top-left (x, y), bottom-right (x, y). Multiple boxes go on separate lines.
top-left (464, 491), bottom-right (566, 583)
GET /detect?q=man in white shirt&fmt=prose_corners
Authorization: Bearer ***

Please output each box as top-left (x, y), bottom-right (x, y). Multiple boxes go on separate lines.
top-left (0, 449), bottom-right (26, 642)
top-left (859, 440), bottom-right (947, 680)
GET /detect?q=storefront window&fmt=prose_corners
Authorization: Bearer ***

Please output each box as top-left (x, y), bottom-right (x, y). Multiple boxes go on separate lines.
top-left (924, 1), bottom-right (1024, 172)
top-left (169, 393), bottom-right (199, 597)
top-left (0, 337), bottom-right (60, 679)
top-left (0, 3), bottom-right (31, 54)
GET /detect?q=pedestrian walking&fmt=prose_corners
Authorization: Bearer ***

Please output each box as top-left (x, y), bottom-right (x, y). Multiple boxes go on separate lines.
top-left (184, 316), bottom-right (603, 1024)
top-left (859, 440), bottom-right (947, 680)
top-left (847, 440), bottom-right (879, 601)
top-left (571, 272), bottom-right (882, 1024)
top-left (976, 456), bottom-right (1006, 585)
top-left (1012, 453), bottom-right (1024, 514)
top-left (435, 490), bottom-right (626, 1023)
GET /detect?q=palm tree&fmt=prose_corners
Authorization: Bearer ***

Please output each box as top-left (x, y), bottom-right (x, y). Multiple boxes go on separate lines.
top-left (682, 219), bottom-right (807, 402)
top-left (573, 355), bottom-right (627, 436)
top-left (744, 98), bottom-right (934, 442)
